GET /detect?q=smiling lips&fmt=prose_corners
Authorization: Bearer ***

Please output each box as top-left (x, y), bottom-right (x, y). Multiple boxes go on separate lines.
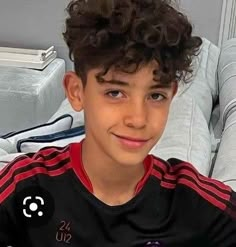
top-left (116, 135), bottom-right (149, 142)
top-left (114, 134), bottom-right (149, 149)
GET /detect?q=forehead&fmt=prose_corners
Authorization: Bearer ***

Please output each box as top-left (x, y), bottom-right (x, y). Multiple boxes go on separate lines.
top-left (89, 61), bottom-right (162, 86)
top-left (112, 60), bottom-right (158, 79)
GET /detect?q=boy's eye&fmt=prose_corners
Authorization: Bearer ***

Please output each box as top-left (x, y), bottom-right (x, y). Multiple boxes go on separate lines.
top-left (150, 93), bottom-right (165, 101)
top-left (106, 90), bottom-right (123, 98)
top-left (105, 90), bottom-right (166, 101)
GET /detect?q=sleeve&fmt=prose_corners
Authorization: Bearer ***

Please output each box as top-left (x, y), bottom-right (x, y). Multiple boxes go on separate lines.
top-left (0, 153), bottom-right (35, 247)
top-left (203, 189), bottom-right (236, 246)
top-left (167, 158), bottom-right (236, 245)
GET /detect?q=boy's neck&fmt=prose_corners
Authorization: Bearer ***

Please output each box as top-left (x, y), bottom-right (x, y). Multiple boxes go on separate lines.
top-left (81, 138), bottom-right (145, 206)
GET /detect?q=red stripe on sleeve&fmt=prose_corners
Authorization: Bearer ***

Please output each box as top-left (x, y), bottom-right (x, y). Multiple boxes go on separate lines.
top-left (164, 169), bottom-right (231, 201)
top-left (0, 151), bottom-right (70, 188)
top-left (173, 162), bottom-right (232, 193)
top-left (179, 178), bottom-right (227, 211)
top-left (0, 163), bottom-right (71, 203)
top-left (32, 146), bottom-right (69, 160)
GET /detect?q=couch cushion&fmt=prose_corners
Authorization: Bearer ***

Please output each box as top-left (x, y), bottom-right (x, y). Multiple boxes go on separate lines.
top-left (150, 94), bottom-right (212, 176)
top-left (0, 114), bottom-right (73, 154)
top-left (18, 126), bottom-right (85, 153)
top-left (211, 38), bottom-right (236, 190)
top-left (177, 37), bottom-right (220, 125)
top-left (217, 38), bottom-right (236, 129)
top-left (0, 58), bottom-right (65, 135)
top-left (48, 98), bottom-right (84, 128)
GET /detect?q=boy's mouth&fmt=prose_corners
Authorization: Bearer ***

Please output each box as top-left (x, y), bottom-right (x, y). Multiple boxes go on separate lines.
top-left (113, 134), bottom-right (150, 149)
top-left (114, 134), bottom-right (149, 142)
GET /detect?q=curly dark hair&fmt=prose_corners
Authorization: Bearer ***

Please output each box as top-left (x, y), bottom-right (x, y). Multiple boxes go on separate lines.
top-left (63, 0), bottom-right (202, 86)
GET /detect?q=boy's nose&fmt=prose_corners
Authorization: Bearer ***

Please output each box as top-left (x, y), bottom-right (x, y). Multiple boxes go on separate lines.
top-left (123, 101), bottom-right (147, 129)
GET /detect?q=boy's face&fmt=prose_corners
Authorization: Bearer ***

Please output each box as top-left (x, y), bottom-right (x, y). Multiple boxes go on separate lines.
top-left (64, 60), bottom-right (178, 167)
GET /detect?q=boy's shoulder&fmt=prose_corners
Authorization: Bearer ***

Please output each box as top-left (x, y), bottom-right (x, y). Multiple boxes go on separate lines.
top-left (0, 145), bottom-right (72, 204)
top-left (150, 155), bottom-right (235, 215)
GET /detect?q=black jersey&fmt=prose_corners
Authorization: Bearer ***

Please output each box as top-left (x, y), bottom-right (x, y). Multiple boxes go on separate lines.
top-left (0, 139), bottom-right (236, 247)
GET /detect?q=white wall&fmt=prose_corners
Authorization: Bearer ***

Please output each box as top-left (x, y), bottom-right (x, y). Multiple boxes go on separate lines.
top-left (179, 0), bottom-right (223, 44)
top-left (0, 0), bottom-right (70, 67)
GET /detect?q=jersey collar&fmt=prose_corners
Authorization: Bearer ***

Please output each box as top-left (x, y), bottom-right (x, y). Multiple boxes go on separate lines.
top-left (70, 138), bottom-right (153, 195)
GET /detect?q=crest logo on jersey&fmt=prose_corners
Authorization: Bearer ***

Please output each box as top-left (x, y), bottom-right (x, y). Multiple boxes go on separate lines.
top-left (144, 241), bottom-right (164, 246)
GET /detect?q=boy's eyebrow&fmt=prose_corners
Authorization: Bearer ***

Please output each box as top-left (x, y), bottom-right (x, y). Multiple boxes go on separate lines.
top-left (97, 79), bottom-right (172, 89)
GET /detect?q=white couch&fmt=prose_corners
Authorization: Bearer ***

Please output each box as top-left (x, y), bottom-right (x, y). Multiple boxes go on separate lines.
top-left (0, 58), bottom-right (65, 135)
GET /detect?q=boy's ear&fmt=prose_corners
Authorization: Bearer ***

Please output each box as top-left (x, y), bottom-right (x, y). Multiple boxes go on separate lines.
top-left (63, 71), bottom-right (84, 112)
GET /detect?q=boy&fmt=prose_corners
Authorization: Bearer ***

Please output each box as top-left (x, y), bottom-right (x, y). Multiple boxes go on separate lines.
top-left (0, 0), bottom-right (236, 246)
